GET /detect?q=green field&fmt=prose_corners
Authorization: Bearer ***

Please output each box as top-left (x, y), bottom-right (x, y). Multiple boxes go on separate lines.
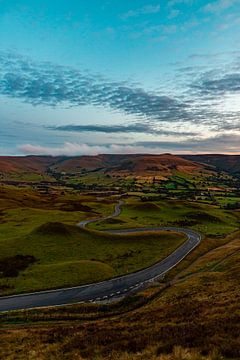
top-left (1, 172), bottom-right (240, 359)
top-left (1, 220), bottom-right (240, 360)
top-left (1, 183), bottom-right (239, 296)
top-left (0, 214), bottom-right (185, 295)
top-left (90, 197), bottom-right (240, 236)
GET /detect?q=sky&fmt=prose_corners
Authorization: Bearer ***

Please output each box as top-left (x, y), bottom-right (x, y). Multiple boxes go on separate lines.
top-left (0, 0), bottom-right (240, 156)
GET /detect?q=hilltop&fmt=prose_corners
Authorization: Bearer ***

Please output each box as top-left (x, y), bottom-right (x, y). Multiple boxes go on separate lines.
top-left (0, 153), bottom-right (210, 179)
top-left (1, 153), bottom-right (240, 179)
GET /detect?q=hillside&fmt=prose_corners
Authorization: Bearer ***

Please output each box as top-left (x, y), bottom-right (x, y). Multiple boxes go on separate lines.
top-left (1, 228), bottom-right (240, 359)
top-left (0, 217), bottom-right (185, 295)
top-left (0, 156), bottom-right (57, 173)
top-left (3, 153), bottom-right (240, 184)
top-left (0, 154), bottom-right (209, 179)
top-left (183, 154), bottom-right (240, 176)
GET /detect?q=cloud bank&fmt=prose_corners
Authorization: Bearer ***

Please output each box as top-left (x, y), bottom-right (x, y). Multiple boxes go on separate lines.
top-left (19, 133), bottom-right (240, 156)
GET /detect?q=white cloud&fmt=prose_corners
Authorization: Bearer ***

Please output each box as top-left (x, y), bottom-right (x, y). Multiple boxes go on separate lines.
top-left (18, 134), bottom-right (240, 156)
top-left (168, 0), bottom-right (193, 7)
top-left (121, 5), bottom-right (160, 20)
top-left (203, 0), bottom-right (236, 13)
top-left (18, 142), bottom-right (152, 156)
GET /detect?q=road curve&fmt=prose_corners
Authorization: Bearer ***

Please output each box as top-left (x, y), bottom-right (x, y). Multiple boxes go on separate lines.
top-left (0, 201), bottom-right (201, 312)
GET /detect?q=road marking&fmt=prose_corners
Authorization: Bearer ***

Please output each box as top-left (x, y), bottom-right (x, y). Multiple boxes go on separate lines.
top-left (0, 199), bottom-right (202, 312)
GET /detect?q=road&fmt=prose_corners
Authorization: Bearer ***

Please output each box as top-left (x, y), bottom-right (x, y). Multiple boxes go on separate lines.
top-left (0, 201), bottom-right (201, 312)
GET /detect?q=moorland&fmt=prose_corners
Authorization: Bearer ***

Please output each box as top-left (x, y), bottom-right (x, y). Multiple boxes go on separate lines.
top-left (0, 153), bottom-right (240, 359)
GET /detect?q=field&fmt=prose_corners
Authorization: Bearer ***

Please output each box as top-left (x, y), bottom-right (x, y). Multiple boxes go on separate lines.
top-left (0, 185), bottom-right (185, 295)
top-left (1, 228), bottom-right (239, 359)
top-left (0, 154), bottom-right (240, 359)
top-left (90, 197), bottom-right (240, 236)
top-left (0, 180), bottom-right (239, 297)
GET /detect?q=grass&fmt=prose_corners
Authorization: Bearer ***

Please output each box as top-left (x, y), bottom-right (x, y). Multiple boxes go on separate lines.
top-left (0, 221), bottom-right (185, 295)
top-left (1, 230), bottom-right (239, 360)
top-left (66, 171), bottom-right (118, 186)
top-left (0, 184), bottom-right (115, 241)
top-left (1, 172), bottom-right (54, 182)
top-left (0, 180), bottom-right (240, 359)
top-left (90, 197), bottom-right (240, 236)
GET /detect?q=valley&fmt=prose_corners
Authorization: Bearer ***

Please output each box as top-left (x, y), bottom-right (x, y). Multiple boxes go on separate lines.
top-left (0, 154), bottom-right (240, 359)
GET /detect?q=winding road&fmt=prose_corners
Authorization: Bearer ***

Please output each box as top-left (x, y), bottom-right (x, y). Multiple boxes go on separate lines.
top-left (0, 200), bottom-right (202, 312)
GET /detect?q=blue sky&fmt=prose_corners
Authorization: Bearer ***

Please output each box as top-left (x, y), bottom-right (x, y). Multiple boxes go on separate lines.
top-left (1, 0), bottom-right (240, 155)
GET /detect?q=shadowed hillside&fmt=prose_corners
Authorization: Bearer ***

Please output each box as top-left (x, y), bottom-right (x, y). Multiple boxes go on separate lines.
top-left (1, 230), bottom-right (239, 360)
top-left (183, 154), bottom-right (240, 176)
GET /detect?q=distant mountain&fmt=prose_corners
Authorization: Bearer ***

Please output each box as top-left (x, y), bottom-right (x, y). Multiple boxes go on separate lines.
top-left (182, 155), bottom-right (240, 176)
top-left (0, 154), bottom-right (208, 179)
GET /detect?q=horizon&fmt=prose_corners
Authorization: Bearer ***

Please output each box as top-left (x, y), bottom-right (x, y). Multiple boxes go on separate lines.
top-left (2, 152), bottom-right (240, 158)
top-left (1, 1), bottom-right (240, 155)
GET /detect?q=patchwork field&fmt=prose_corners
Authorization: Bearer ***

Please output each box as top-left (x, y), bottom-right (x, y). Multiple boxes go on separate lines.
top-left (0, 185), bottom-right (185, 296)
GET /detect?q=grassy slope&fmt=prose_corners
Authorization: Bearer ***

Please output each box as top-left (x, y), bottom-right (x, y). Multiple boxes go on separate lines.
top-left (1, 184), bottom-right (239, 295)
top-left (0, 222), bottom-right (185, 295)
top-left (0, 182), bottom-right (240, 358)
top-left (0, 184), bottom-right (116, 241)
top-left (90, 197), bottom-right (240, 236)
top-left (1, 231), bottom-right (239, 360)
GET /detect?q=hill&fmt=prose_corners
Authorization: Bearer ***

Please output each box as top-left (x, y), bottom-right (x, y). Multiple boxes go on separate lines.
top-left (1, 228), bottom-right (240, 359)
top-left (0, 219), bottom-right (185, 296)
top-left (0, 154), bottom-right (209, 179)
top-left (2, 153), bottom-right (240, 184)
top-left (0, 156), bottom-right (57, 173)
top-left (183, 154), bottom-right (240, 176)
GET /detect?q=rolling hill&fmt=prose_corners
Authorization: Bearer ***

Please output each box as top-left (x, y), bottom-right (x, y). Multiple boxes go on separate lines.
top-left (0, 154), bottom-right (212, 180)
top-left (1, 153), bottom-right (240, 182)
top-left (0, 156), bottom-right (57, 173)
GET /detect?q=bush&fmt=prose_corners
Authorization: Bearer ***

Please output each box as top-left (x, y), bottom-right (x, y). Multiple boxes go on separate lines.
top-left (0, 254), bottom-right (36, 277)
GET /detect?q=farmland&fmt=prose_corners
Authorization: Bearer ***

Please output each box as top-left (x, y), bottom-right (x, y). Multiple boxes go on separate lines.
top-left (0, 154), bottom-right (240, 359)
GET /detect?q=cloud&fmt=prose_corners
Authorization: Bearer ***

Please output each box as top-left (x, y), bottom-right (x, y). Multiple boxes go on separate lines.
top-left (137, 133), bottom-right (240, 153)
top-left (168, 0), bottom-right (193, 5)
top-left (50, 123), bottom-right (196, 136)
top-left (1, 51), bottom-right (240, 135)
top-left (18, 133), bottom-right (240, 156)
top-left (0, 51), bottom-right (188, 123)
top-left (203, 0), bottom-right (236, 13)
top-left (192, 72), bottom-right (240, 95)
top-left (218, 122), bottom-right (240, 130)
top-left (18, 142), bottom-right (151, 156)
top-left (120, 5), bottom-right (160, 20)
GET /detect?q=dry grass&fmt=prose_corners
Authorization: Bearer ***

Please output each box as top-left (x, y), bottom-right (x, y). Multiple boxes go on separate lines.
top-left (0, 184), bottom-right (239, 359)
top-left (1, 231), bottom-right (239, 360)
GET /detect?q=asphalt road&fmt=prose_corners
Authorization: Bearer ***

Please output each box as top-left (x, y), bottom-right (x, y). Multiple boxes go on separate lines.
top-left (0, 201), bottom-right (201, 312)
